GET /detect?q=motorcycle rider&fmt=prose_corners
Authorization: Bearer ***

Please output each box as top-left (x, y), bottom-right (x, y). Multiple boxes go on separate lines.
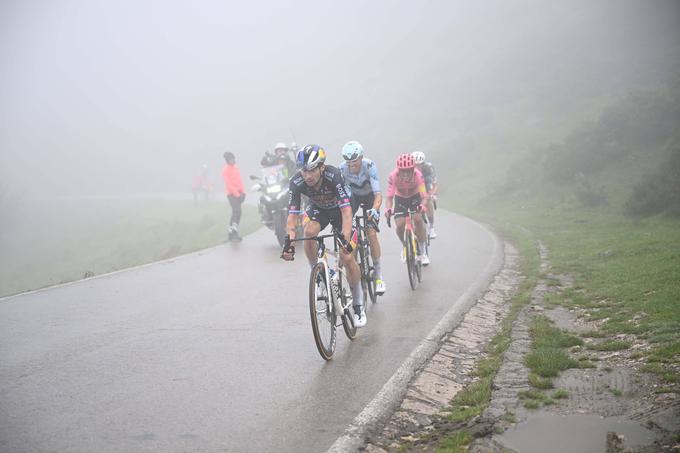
top-left (281, 144), bottom-right (367, 328)
top-left (339, 141), bottom-right (386, 295)
top-left (412, 151), bottom-right (438, 239)
top-left (261, 142), bottom-right (297, 178)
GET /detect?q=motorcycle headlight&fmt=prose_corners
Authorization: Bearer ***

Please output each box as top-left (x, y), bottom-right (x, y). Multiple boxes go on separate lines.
top-left (275, 189), bottom-right (289, 200)
top-left (266, 184), bottom-right (282, 194)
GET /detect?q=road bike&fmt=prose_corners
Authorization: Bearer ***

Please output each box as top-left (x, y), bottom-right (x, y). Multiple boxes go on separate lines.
top-left (387, 207), bottom-right (428, 290)
top-left (283, 230), bottom-right (357, 360)
top-left (354, 204), bottom-right (380, 304)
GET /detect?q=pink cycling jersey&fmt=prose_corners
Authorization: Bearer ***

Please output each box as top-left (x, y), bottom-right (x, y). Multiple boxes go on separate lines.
top-left (386, 168), bottom-right (428, 199)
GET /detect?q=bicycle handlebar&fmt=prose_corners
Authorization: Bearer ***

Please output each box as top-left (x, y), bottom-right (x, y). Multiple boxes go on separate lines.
top-left (283, 229), bottom-right (352, 253)
top-left (386, 207), bottom-right (428, 229)
top-left (357, 205), bottom-right (380, 233)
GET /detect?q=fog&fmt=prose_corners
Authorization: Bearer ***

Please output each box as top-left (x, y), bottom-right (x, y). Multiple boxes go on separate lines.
top-left (1, 0), bottom-right (679, 197)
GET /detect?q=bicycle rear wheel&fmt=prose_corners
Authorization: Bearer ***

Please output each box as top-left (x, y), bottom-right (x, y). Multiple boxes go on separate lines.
top-left (405, 231), bottom-right (418, 290)
top-left (366, 252), bottom-right (377, 303)
top-left (309, 262), bottom-right (336, 360)
top-left (357, 237), bottom-right (369, 302)
top-left (358, 238), bottom-right (377, 304)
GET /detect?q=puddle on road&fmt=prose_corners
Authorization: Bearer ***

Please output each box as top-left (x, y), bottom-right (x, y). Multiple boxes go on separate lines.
top-left (495, 412), bottom-right (656, 453)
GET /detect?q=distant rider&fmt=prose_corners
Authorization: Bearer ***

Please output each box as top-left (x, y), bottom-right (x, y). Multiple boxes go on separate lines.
top-left (261, 142), bottom-right (297, 179)
top-left (412, 151), bottom-right (437, 239)
top-left (339, 141), bottom-right (386, 295)
top-left (384, 153), bottom-right (430, 265)
top-left (280, 144), bottom-right (367, 328)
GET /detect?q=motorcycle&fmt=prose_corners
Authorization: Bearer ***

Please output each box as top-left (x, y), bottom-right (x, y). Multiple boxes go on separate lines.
top-left (250, 164), bottom-right (290, 247)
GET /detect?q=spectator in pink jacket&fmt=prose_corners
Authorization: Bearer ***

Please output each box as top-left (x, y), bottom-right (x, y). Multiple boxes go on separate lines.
top-left (222, 152), bottom-right (246, 241)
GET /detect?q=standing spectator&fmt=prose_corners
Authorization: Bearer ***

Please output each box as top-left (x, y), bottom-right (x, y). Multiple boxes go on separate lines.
top-left (222, 151), bottom-right (246, 241)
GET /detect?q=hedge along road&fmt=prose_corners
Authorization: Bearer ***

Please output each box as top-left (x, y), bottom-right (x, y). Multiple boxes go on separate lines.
top-left (0, 209), bottom-right (501, 453)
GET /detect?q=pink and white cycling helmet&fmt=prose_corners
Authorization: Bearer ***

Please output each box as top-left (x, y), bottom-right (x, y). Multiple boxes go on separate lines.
top-left (396, 153), bottom-right (415, 170)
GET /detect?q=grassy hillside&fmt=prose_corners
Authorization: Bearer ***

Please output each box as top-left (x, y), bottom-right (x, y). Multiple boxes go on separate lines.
top-left (0, 199), bottom-right (258, 297)
top-left (428, 78), bottom-right (680, 450)
top-left (487, 80), bottom-right (678, 332)
top-left (467, 80), bottom-right (678, 211)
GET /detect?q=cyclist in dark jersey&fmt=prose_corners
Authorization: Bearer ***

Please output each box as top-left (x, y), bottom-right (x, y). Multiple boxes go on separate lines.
top-left (412, 151), bottom-right (438, 239)
top-left (281, 144), bottom-right (367, 327)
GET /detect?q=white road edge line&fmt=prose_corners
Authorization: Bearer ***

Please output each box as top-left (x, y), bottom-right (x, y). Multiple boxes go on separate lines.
top-left (326, 215), bottom-right (504, 453)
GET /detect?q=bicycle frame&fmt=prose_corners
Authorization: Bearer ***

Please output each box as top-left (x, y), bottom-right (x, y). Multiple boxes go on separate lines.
top-left (285, 229), bottom-right (357, 359)
top-left (387, 207), bottom-right (428, 290)
top-left (354, 204), bottom-right (380, 303)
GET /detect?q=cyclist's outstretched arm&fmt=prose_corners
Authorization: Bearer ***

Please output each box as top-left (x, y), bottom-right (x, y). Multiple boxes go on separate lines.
top-left (372, 192), bottom-right (383, 211)
top-left (385, 195), bottom-right (393, 214)
top-left (340, 205), bottom-right (353, 246)
top-left (286, 213), bottom-right (300, 240)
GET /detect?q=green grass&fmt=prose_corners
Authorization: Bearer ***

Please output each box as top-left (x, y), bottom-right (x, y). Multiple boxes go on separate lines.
top-left (518, 389), bottom-right (555, 408)
top-left (0, 198), bottom-right (259, 296)
top-left (531, 315), bottom-right (584, 349)
top-left (529, 373), bottom-right (554, 389)
top-left (453, 377), bottom-right (493, 408)
top-left (610, 388), bottom-right (624, 397)
top-left (435, 430), bottom-right (472, 453)
top-left (587, 340), bottom-right (632, 351)
top-left (453, 201), bottom-right (680, 384)
top-left (552, 389), bottom-right (569, 399)
top-left (525, 316), bottom-right (581, 378)
top-left (433, 225), bottom-right (541, 450)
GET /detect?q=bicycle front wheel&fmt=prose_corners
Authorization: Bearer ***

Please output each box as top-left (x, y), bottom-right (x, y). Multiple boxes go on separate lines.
top-left (416, 241), bottom-right (423, 283)
top-left (405, 231), bottom-right (418, 290)
top-left (309, 262), bottom-right (336, 360)
top-left (338, 270), bottom-right (358, 340)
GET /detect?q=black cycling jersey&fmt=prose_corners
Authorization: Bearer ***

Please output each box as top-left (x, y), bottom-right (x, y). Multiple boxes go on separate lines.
top-left (420, 162), bottom-right (437, 190)
top-left (288, 165), bottom-right (351, 213)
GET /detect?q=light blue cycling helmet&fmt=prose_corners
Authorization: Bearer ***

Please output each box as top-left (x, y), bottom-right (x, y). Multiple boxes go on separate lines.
top-left (341, 141), bottom-right (364, 161)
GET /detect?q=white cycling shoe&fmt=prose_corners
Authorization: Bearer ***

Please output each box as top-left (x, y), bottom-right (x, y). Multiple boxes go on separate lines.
top-left (375, 279), bottom-right (386, 295)
top-left (419, 254), bottom-right (431, 266)
top-left (353, 307), bottom-right (367, 328)
top-left (429, 226), bottom-right (437, 239)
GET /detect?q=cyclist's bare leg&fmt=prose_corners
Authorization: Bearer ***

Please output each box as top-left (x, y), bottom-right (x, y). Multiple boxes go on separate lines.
top-left (367, 226), bottom-right (383, 282)
top-left (426, 199), bottom-right (435, 225)
top-left (367, 227), bottom-right (381, 261)
top-left (341, 249), bottom-right (365, 314)
top-left (303, 221), bottom-right (322, 266)
top-left (414, 215), bottom-right (428, 244)
top-left (341, 250), bottom-right (361, 289)
top-left (395, 217), bottom-right (406, 246)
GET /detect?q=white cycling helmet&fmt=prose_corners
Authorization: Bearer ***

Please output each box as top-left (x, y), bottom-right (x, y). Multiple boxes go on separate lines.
top-left (342, 141), bottom-right (364, 161)
top-left (274, 142), bottom-right (288, 152)
top-left (412, 150), bottom-right (426, 164)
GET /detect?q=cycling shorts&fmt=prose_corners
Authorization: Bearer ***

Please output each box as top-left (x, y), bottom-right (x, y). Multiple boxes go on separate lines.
top-left (351, 193), bottom-right (375, 213)
top-left (305, 204), bottom-right (357, 234)
top-left (394, 194), bottom-right (422, 219)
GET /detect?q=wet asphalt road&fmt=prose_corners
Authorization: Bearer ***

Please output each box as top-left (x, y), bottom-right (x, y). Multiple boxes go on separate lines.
top-left (0, 210), bottom-right (499, 453)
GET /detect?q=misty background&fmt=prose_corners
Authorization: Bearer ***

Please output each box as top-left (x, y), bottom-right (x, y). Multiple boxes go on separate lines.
top-left (2, 0), bottom-right (678, 199)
